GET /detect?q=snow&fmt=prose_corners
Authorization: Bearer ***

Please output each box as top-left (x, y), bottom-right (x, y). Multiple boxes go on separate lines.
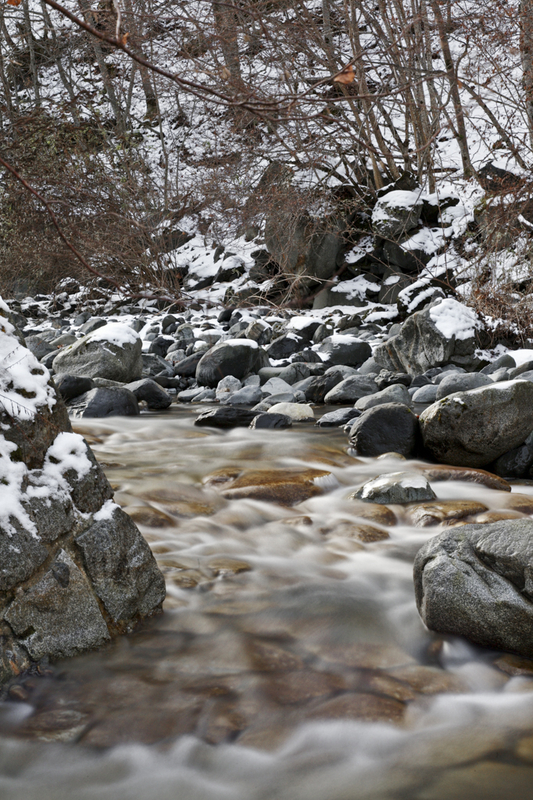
top-left (372, 190), bottom-right (424, 222)
top-left (223, 339), bottom-right (259, 348)
top-left (0, 438), bottom-right (36, 538)
top-left (429, 298), bottom-right (480, 340)
top-left (27, 432), bottom-right (93, 505)
top-left (0, 316), bottom-right (56, 420)
top-left (94, 499), bottom-right (120, 521)
top-left (88, 323), bottom-right (140, 347)
top-left (509, 350), bottom-right (533, 366)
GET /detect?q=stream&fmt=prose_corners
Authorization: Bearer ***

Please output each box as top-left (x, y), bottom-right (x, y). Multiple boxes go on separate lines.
top-left (1, 406), bottom-right (533, 799)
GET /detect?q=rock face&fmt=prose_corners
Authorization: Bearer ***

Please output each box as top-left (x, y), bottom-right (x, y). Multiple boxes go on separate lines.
top-left (0, 303), bottom-right (165, 685)
top-left (53, 323), bottom-right (143, 382)
top-left (419, 380), bottom-right (533, 467)
top-left (414, 519), bottom-right (533, 658)
top-left (373, 298), bottom-right (479, 376)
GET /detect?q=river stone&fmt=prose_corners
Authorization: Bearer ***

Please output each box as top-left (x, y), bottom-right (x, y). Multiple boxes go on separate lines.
top-left (196, 340), bottom-right (270, 387)
top-left (435, 371), bottom-right (493, 400)
top-left (194, 407), bottom-right (258, 427)
top-left (296, 372), bottom-right (344, 403)
top-left (318, 335), bottom-right (372, 367)
top-left (411, 384), bottom-right (439, 404)
top-left (349, 403), bottom-right (420, 458)
top-left (491, 432), bottom-right (533, 478)
top-left (173, 352), bottom-right (203, 377)
top-left (55, 374), bottom-right (94, 402)
top-left (355, 472), bottom-right (436, 504)
top-left (52, 324), bottom-right (143, 382)
top-left (224, 385), bottom-right (264, 406)
top-left (126, 378), bottom-right (172, 409)
top-left (373, 298), bottom-right (479, 376)
top-left (316, 408), bottom-right (361, 428)
top-left (324, 376), bottom-right (377, 404)
top-left (70, 387), bottom-right (140, 418)
top-left (267, 402), bottom-right (314, 421)
top-left (414, 519), bottom-right (533, 658)
top-left (249, 413), bottom-right (292, 429)
top-left (355, 383), bottom-right (412, 412)
top-left (420, 380), bottom-right (533, 467)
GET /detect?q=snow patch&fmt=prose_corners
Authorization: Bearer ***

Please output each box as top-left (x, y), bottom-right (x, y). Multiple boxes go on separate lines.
top-left (429, 298), bottom-right (479, 340)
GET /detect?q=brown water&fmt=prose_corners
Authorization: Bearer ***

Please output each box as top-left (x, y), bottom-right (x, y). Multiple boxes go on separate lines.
top-left (1, 406), bottom-right (533, 799)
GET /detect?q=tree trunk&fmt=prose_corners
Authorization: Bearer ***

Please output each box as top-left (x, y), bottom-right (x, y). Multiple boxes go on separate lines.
top-left (521, 0), bottom-right (533, 148)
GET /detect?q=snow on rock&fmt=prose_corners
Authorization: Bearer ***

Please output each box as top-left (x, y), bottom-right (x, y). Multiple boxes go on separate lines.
top-left (372, 190), bottom-right (424, 238)
top-left (0, 306), bottom-right (56, 420)
top-left (429, 298), bottom-right (480, 341)
top-left (0, 296), bottom-right (165, 683)
top-left (87, 323), bottom-right (140, 347)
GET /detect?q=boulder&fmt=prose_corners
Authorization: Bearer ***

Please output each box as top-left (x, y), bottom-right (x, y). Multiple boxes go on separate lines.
top-left (324, 376), bottom-right (377, 404)
top-left (249, 413), bottom-right (293, 429)
top-left (316, 408), bottom-right (361, 428)
top-left (373, 298), bottom-right (480, 376)
top-left (349, 403), bottom-right (420, 458)
top-left (265, 208), bottom-right (347, 295)
top-left (419, 380), bottom-right (533, 467)
top-left (371, 190), bottom-right (423, 238)
top-left (55, 374), bottom-right (94, 402)
top-left (196, 340), bottom-right (270, 387)
top-left (490, 432), bottom-right (533, 478)
top-left (126, 378), bottom-right (172, 410)
top-left (69, 387), bottom-right (140, 418)
top-left (354, 383), bottom-right (412, 412)
top-left (194, 407), bottom-right (258, 428)
top-left (435, 371), bottom-right (493, 400)
top-left (52, 324), bottom-right (143, 382)
top-left (318, 335), bottom-right (372, 367)
top-left (414, 519), bottom-right (533, 658)
top-left (0, 301), bottom-right (165, 684)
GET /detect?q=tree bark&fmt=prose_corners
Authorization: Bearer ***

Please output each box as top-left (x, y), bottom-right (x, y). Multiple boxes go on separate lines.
top-left (520, 0), bottom-right (533, 148)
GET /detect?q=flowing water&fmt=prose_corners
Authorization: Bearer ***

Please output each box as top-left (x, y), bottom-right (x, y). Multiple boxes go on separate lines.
top-left (1, 407), bottom-right (533, 799)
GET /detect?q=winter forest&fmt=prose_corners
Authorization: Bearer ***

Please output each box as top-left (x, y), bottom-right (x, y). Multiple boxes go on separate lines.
top-left (1, 0), bottom-right (533, 330)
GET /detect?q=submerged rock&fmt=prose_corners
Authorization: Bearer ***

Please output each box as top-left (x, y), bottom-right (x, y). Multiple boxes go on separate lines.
top-left (414, 519), bottom-right (533, 658)
top-left (0, 302), bottom-right (165, 685)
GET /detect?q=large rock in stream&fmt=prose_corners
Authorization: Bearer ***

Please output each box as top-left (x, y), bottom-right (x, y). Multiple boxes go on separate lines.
top-left (0, 302), bottom-right (165, 685)
top-left (414, 519), bottom-right (533, 658)
top-left (373, 298), bottom-right (480, 375)
top-left (419, 380), bottom-right (533, 467)
top-left (53, 323), bottom-right (143, 382)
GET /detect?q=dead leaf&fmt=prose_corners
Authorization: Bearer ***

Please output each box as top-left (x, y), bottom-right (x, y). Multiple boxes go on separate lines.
top-left (333, 65), bottom-right (355, 85)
